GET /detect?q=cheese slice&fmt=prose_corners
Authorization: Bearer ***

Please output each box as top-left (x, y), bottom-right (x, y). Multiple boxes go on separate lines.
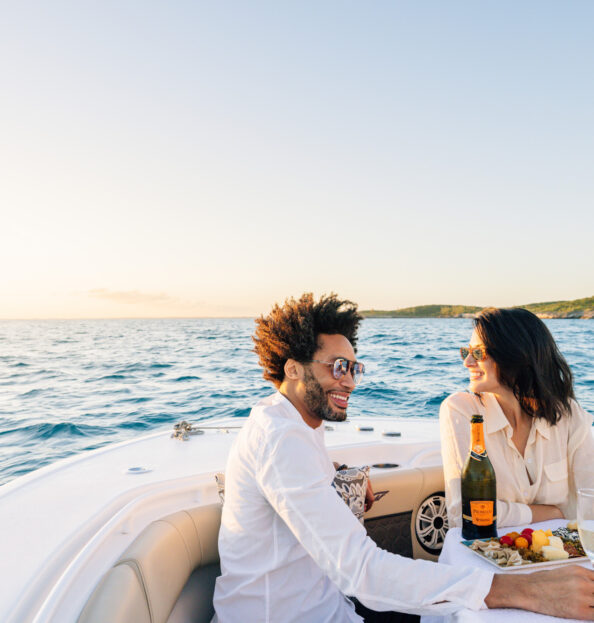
top-left (541, 545), bottom-right (569, 561)
top-left (547, 536), bottom-right (564, 550)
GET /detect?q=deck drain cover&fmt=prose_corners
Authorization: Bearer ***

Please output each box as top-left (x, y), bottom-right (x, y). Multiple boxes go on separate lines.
top-left (125, 466), bottom-right (152, 475)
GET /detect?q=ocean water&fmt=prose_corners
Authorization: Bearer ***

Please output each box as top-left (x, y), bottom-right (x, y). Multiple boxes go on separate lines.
top-left (0, 318), bottom-right (592, 486)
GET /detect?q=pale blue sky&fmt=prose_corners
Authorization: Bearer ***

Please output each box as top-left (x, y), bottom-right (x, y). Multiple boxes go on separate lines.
top-left (2, 1), bottom-right (593, 318)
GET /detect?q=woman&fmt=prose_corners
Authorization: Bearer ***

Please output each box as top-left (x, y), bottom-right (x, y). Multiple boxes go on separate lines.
top-left (440, 307), bottom-right (594, 528)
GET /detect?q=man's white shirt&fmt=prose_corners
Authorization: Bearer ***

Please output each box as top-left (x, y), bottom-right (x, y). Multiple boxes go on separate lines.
top-left (212, 392), bottom-right (493, 623)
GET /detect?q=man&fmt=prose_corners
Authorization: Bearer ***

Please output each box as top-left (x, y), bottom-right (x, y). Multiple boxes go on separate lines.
top-left (212, 293), bottom-right (594, 622)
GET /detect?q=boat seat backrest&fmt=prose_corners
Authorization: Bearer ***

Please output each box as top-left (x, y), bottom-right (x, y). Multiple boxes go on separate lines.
top-left (78, 503), bottom-right (221, 623)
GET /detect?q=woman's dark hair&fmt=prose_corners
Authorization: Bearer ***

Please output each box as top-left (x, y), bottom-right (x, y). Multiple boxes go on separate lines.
top-left (474, 307), bottom-right (575, 424)
top-left (253, 293), bottom-right (362, 387)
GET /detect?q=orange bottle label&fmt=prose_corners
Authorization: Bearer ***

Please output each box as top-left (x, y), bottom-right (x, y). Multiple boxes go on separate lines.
top-left (470, 421), bottom-right (486, 454)
top-left (470, 501), bottom-right (494, 526)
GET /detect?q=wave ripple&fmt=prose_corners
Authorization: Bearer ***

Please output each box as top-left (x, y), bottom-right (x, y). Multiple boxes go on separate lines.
top-left (0, 317), bottom-right (592, 485)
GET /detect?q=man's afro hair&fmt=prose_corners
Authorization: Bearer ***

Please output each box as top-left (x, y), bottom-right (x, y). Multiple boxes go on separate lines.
top-left (253, 292), bottom-right (362, 387)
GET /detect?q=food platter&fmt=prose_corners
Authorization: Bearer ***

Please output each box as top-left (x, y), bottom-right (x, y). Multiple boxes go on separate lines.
top-left (461, 535), bottom-right (587, 572)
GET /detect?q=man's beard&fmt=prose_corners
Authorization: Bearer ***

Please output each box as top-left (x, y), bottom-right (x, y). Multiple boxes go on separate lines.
top-left (303, 367), bottom-right (347, 422)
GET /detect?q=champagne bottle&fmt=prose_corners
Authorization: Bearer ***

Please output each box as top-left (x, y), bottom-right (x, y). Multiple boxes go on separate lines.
top-left (461, 414), bottom-right (497, 540)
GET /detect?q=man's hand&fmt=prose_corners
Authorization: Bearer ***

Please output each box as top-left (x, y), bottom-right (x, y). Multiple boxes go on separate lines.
top-left (487, 565), bottom-right (594, 620)
top-left (364, 478), bottom-right (374, 512)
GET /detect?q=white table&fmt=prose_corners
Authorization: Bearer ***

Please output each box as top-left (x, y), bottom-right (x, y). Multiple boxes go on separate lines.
top-left (421, 519), bottom-right (590, 623)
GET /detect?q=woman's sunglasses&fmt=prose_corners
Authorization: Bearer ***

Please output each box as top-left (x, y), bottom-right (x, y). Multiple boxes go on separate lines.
top-left (460, 345), bottom-right (487, 362)
top-left (311, 358), bottom-right (365, 385)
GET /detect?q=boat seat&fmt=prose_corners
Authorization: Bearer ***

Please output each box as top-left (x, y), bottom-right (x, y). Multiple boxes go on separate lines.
top-left (77, 503), bottom-right (222, 623)
top-left (78, 464), bottom-right (446, 622)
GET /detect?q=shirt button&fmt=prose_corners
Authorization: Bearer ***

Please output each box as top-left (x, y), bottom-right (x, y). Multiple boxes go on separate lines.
top-left (524, 491), bottom-right (528, 496)
top-left (526, 458), bottom-right (532, 464)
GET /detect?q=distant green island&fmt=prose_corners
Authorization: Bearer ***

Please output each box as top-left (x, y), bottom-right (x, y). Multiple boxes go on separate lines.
top-left (362, 295), bottom-right (594, 319)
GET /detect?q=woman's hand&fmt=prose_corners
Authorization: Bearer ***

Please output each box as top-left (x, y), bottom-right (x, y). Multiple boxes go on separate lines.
top-left (528, 504), bottom-right (564, 523)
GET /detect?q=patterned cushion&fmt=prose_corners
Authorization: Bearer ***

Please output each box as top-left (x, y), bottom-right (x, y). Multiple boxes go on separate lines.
top-left (332, 465), bottom-right (370, 524)
top-left (214, 466), bottom-right (369, 523)
top-left (214, 472), bottom-right (226, 504)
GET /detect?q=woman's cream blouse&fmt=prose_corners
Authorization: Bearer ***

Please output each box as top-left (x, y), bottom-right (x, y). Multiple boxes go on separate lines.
top-left (440, 392), bottom-right (594, 528)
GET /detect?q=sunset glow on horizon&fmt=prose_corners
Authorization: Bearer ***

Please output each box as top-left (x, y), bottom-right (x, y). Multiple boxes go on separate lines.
top-left (2, 2), bottom-right (593, 319)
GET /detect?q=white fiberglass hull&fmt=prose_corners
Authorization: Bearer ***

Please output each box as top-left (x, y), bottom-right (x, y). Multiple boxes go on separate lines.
top-left (1, 416), bottom-right (442, 623)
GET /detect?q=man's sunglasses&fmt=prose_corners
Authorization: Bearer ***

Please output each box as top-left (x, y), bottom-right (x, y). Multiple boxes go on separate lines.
top-left (310, 358), bottom-right (365, 385)
top-left (460, 345), bottom-right (488, 362)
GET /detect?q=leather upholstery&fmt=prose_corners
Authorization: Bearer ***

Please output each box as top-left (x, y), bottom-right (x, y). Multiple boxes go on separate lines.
top-left (77, 504), bottom-right (221, 623)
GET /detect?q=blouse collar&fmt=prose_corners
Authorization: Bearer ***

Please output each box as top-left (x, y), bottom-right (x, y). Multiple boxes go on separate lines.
top-left (481, 392), bottom-right (551, 440)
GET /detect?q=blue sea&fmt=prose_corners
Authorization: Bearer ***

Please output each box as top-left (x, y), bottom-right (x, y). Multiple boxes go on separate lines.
top-left (1, 318), bottom-right (592, 486)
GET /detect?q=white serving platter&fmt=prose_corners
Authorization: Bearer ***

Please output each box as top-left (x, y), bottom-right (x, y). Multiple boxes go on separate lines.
top-left (461, 538), bottom-right (587, 572)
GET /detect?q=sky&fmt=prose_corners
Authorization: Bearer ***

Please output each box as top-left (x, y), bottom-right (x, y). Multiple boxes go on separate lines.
top-left (1, 1), bottom-right (593, 318)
